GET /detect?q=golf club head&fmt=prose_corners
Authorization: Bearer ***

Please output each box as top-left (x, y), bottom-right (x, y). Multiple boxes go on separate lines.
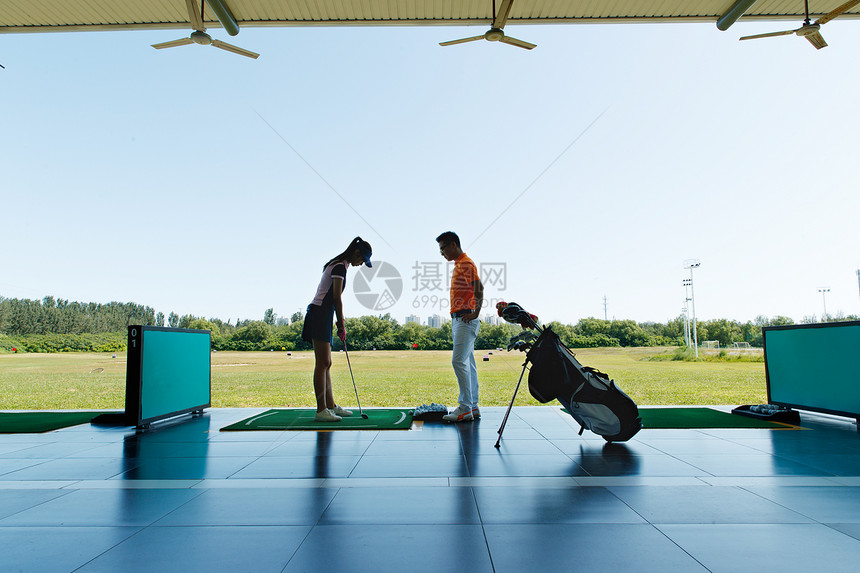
top-left (499, 301), bottom-right (535, 327)
top-left (361, 414), bottom-right (368, 419)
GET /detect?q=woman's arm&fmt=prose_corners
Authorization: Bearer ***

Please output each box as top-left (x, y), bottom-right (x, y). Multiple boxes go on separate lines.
top-left (332, 276), bottom-right (346, 334)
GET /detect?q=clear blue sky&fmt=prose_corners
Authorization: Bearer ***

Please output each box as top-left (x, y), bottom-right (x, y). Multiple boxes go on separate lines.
top-left (2, 20), bottom-right (859, 326)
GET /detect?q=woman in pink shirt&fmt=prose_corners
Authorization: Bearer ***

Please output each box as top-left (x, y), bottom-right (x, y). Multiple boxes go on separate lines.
top-left (302, 237), bottom-right (373, 422)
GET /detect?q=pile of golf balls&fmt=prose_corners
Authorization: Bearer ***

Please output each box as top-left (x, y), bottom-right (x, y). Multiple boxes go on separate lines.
top-left (749, 404), bottom-right (787, 414)
top-left (413, 403), bottom-right (448, 416)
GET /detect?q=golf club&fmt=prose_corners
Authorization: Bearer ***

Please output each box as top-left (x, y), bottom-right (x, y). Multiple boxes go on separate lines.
top-left (342, 338), bottom-right (368, 419)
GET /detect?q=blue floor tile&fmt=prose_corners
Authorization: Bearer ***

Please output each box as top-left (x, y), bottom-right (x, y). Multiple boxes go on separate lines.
top-left (466, 453), bottom-right (588, 477)
top-left (284, 524), bottom-right (493, 573)
top-left (0, 488), bottom-right (204, 526)
top-left (319, 486), bottom-right (480, 525)
top-left (348, 454), bottom-right (469, 478)
top-left (0, 526), bottom-right (141, 573)
top-left (575, 453), bottom-right (704, 477)
top-left (743, 486), bottom-right (860, 522)
top-left (361, 438), bottom-right (462, 456)
top-left (229, 455), bottom-right (361, 479)
top-left (0, 458), bottom-right (45, 477)
top-left (0, 489), bottom-right (71, 519)
top-left (474, 486), bottom-right (645, 524)
top-left (116, 456), bottom-right (256, 480)
top-left (608, 485), bottom-right (812, 524)
top-left (484, 523), bottom-right (708, 572)
top-left (154, 487), bottom-right (338, 526)
top-left (659, 523), bottom-right (860, 573)
top-left (2, 458), bottom-right (137, 480)
top-left (77, 525), bottom-right (309, 573)
top-left (674, 453), bottom-right (831, 476)
top-left (827, 523), bottom-right (860, 542)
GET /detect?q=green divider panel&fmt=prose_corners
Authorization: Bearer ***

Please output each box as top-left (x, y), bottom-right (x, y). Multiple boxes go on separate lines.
top-left (763, 321), bottom-right (860, 420)
top-left (126, 326), bottom-right (211, 427)
top-left (140, 329), bottom-right (210, 422)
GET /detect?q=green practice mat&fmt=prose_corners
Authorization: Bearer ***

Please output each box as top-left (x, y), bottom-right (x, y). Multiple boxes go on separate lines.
top-left (637, 407), bottom-right (796, 429)
top-left (561, 407), bottom-right (795, 429)
top-left (221, 408), bottom-right (414, 431)
top-left (0, 411), bottom-right (113, 433)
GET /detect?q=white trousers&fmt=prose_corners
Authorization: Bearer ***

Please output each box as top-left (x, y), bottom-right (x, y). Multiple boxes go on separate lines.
top-left (451, 316), bottom-right (480, 409)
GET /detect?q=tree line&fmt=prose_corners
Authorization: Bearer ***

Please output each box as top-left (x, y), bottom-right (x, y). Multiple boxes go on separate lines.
top-left (1, 295), bottom-right (857, 353)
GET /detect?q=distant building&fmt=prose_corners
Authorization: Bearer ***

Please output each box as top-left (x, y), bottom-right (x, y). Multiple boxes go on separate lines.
top-left (427, 314), bottom-right (442, 328)
top-left (405, 314), bottom-right (421, 325)
top-left (483, 313), bottom-right (501, 326)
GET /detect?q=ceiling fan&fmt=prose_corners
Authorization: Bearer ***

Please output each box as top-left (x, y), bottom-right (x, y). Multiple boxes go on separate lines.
top-left (739, 0), bottom-right (860, 49)
top-left (152, 0), bottom-right (259, 59)
top-left (440, 0), bottom-right (536, 50)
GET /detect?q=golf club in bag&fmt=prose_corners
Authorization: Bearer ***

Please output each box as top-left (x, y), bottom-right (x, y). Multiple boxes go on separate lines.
top-left (494, 302), bottom-right (642, 448)
top-left (342, 338), bottom-right (368, 419)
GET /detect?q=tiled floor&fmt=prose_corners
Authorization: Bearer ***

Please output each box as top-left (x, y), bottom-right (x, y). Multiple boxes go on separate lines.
top-left (2, 406), bottom-right (860, 572)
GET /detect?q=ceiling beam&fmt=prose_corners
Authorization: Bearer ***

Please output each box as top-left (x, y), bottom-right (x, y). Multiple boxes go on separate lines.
top-left (717, 0), bottom-right (760, 30)
top-left (207, 0), bottom-right (239, 36)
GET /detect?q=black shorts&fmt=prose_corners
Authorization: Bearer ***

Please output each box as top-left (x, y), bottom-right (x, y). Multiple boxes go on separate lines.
top-left (301, 303), bottom-right (334, 344)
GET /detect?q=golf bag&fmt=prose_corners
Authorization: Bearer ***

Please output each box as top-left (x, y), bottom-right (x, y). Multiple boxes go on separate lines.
top-left (527, 326), bottom-right (642, 442)
top-left (495, 302), bottom-right (642, 445)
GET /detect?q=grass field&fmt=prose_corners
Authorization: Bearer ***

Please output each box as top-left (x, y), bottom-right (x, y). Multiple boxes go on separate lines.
top-left (0, 347), bottom-right (767, 410)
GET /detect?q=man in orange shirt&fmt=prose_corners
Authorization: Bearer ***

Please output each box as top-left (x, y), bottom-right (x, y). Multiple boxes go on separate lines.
top-left (437, 231), bottom-right (484, 423)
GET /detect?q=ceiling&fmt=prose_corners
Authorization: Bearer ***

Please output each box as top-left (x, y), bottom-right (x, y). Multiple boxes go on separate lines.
top-left (2, 1), bottom-right (859, 34)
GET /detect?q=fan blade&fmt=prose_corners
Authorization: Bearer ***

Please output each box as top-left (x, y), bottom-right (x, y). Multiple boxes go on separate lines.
top-left (816, 0), bottom-right (860, 25)
top-left (494, 0), bottom-right (515, 29)
top-left (186, 0), bottom-right (205, 32)
top-left (211, 39), bottom-right (260, 59)
top-left (499, 35), bottom-right (536, 50)
top-left (152, 38), bottom-right (194, 49)
top-left (804, 31), bottom-right (828, 49)
top-left (439, 35), bottom-right (485, 46)
top-left (738, 29), bottom-right (797, 41)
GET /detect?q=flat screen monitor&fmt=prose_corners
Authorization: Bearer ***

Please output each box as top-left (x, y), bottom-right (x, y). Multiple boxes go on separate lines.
top-left (126, 326), bottom-right (211, 427)
top-left (763, 321), bottom-right (860, 422)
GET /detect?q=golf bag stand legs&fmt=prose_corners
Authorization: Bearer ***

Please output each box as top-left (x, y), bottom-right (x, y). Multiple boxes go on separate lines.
top-left (495, 361), bottom-right (529, 448)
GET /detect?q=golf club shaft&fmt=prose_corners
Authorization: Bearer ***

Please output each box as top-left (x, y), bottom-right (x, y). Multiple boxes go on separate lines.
top-left (342, 339), bottom-right (365, 417)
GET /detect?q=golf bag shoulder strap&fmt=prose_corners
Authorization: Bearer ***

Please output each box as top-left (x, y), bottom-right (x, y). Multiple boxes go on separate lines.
top-left (582, 366), bottom-right (609, 381)
top-left (525, 327), bottom-right (574, 403)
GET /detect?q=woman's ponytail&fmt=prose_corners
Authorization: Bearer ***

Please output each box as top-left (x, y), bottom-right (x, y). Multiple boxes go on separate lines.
top-left (323, 237), bottom-right (366, 269)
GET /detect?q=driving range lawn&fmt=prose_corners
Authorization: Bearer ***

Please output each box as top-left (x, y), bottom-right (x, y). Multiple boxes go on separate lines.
top-left (0, 347), bottom-right (766, 410)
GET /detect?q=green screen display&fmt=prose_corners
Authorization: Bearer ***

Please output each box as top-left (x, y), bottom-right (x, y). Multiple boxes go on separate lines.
top-left (764, 322), bottom-right (860, 419)
top-left (126, 326), bottom-right (211, 425)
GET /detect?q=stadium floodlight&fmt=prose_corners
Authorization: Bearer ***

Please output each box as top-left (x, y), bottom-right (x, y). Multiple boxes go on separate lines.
top-left (683, 260), bottom-right (701, 357)
top-left (818, 287), bottom-right (830, 322)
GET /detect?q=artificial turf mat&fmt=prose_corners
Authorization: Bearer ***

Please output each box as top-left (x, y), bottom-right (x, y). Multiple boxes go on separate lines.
top-left (0, 411), bottom-right (115, 433)
top-left (637, 407), bottom-right (796, 429)
top-left (221, 408), bottom-right (413, 431)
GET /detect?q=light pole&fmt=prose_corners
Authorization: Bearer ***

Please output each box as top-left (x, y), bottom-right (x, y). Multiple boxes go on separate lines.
top-left (682, 282), bottom-right (692, 348)
top-left (684, 259), bottom-right (700, 358)
top-left (681, 301), bottom-right (690, 348)
top-left (818, 287), bottom-right (830, 322)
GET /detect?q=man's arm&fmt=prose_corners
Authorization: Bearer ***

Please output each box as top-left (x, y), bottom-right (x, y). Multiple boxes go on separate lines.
top-left (465, 278), bottom-right (484, 323)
